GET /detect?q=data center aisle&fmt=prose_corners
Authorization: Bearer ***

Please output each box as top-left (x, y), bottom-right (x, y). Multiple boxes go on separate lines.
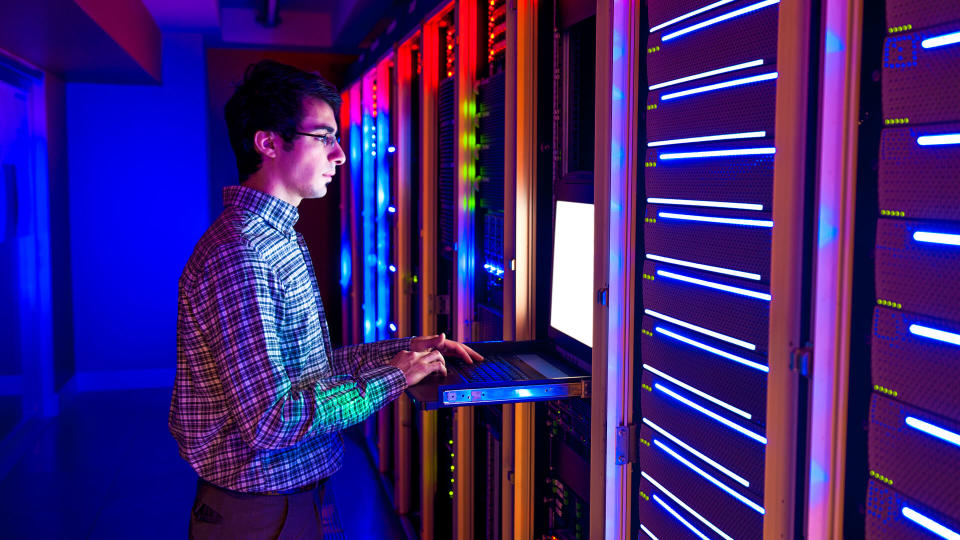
top-left (0, 388), bottom-right (403, 539)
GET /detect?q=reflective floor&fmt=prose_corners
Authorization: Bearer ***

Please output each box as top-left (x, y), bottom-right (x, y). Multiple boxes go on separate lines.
top-left (0, 388), bottom-right (405, 539)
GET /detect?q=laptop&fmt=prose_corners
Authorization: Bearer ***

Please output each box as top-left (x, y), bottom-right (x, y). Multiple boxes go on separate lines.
top-left (406, 200), bottom-right (594, 410)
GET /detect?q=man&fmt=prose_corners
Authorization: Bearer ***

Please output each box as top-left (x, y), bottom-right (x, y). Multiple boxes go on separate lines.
top-left (170, 60), bottom-right (480, 539)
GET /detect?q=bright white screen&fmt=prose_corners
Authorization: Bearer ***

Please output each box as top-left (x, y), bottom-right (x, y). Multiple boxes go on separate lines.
top-left (550, 201), bottom-right (594, 348)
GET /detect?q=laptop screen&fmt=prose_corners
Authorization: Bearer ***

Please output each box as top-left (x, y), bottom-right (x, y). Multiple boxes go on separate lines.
top-left (549, 201), bottom-right (595, 348)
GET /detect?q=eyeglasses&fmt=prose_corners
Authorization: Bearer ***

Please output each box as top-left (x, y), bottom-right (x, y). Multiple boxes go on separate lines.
top-left (294, 131), bottom-right (340, 148)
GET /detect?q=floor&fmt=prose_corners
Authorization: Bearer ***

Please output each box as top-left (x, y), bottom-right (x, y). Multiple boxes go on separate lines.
top-left (0, 388), bottom-right (407, 539)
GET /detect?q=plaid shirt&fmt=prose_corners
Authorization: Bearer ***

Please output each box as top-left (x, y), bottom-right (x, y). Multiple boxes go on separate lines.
top-left (170, 185), bottom-right (409, 493)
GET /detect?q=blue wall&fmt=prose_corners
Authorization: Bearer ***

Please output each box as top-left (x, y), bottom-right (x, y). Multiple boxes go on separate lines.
top-left (66, 33), bottom-right (208, 386)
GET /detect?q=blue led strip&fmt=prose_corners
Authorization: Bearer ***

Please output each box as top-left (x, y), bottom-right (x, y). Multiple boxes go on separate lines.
top-left (917, 133), bottom-right (960, 146)
top-left (661, 72), bottom-right (778, 101)
top-left (659, 147), bottom-right (777, 160)
top-left (643, 471), bottom-right (734, 540)
top-left (662, 0), bottom-right (780, 41)
top-left (651, 494), bottom-right (710, 540)
top-left (655, 383), bottom-right (768, 444)
top-left (646, 253), bottom-right (761, 281)
top-left (648, 130), bottom-right (767, 147)
top-left (655, 439), bottom-right (766, 514)
top-left (905, 416), bottom-right (960, 448)
top-left (656, 270), bottom-right (772, 301)
top-left (922, 31), bottom-right (960, 50)
top-left (644, 364), bottom-right (751, 419)
top-left (909, 323), bottom-right (960, 347)
top-left (914, 231), bottom-right (960, 246)
top-left (645, 308), bottom-right (757, 349)
top-left (646, 198), bottom-right (764, 211)
top-left (901, 507), bottom-right (960, 540)
top-left (640, 524), bottom-right (659, 540)
top-left (655, 326), bottom-right (769, 372)
top-left (643, 417), bottom-right (751, 487)
top-left (649, 0), bottom-right (737, 33)
top-left (658, 211), bottom-right (773, 228)
top-left (649, 59), bottom-right (764, 91)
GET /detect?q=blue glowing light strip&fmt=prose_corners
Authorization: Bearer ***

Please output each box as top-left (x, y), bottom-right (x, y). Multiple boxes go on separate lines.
top-left (656, 327), bottom-right (769, 372)
top-left (647, 198), bottom-right (763, 211)
top-left (649, 59), bottom-right (763, 90)
top-left (643, 417), bottom-right (750, 487)
top-left (661, 72), bottom-right (778, 101)
top-left (902, 507), bottom-right (960, 540)
top-left (917, 133), bottom-right (960, 146)
top-left (648, 130), bottom-right (767, 147)
top-left (643, 471), bottom-right (734, 540)
top-left (657, 270), bottom-right (772, 300)
top-left (652, 494), bottom-right (710, 540)
top-left (905, 416), bottom-right (960, 448)
top-left (655, 439), bottom-right (766, 514)
top-left (646, 254), bottom-right (761, 282)
top-left (660, 147), bottom-right (777, 159)
top-left (914, 231), bottom-right (960, 246)
top-left (909, 323), bottom-right (960, 347)
top-left (640, 524), bottom-right (659, 540)
top-left (922, 31), bottom-right (960, 50)
top-left (655, 383), bottom-right (768, 444)
top-left (663, 0), bottom-right (780, 41)
top-left (646, 308), bottom-right (756, 349)
top-left (649, 0), bottom-right (737, 33)
top-left (645, 364), bottom-right (751, 419)
top-left (658, 211), bottom-right (773, 228)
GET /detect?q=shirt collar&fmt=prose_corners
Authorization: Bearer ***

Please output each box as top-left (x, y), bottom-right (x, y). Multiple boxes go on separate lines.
top-left (223, 185), bottom-right (299, 234)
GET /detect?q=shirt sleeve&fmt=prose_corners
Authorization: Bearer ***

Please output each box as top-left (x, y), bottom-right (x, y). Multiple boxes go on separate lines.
top-left (195, 242), bottom-right (407, 451)
top-left (329, 337), bottom-right (413, 378)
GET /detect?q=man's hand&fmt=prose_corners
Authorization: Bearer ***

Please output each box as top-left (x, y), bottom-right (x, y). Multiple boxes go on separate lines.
top-left (389, 349), bottom-right (448, 387)
top-left (410, 333), bottom-right (484, 364)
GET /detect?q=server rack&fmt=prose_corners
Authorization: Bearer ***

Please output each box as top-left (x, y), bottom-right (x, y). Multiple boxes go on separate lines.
top-left (861, 1), bottom-right (960, 538)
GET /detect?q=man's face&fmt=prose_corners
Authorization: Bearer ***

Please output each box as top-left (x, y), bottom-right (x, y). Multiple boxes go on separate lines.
top-left (274, 97), bottom-right (346, 200)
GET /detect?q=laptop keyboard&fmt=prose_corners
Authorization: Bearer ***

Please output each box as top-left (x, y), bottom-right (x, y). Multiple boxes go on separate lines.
top-left (453, 355), bottom-right (532, 383)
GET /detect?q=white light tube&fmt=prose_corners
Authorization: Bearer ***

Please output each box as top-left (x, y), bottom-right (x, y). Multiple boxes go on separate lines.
top-left (658, 211), bottom-right (773, 227)
top-left (909, 324), bottom-right (960, 347)
top-left (905, 416), bottom-right (960, 448)
top-left (643, 471), bottom-right (734, 540)
top-left (643, 417), bottom-right (751, 487)
top-left (644, 363), bottom-right (752, 419)
top-left (648, 130), bottom-right (767, 147)
top-left (652, 494), bottom-right (710, 540)
top-left (640, 524), bottom-right (659, 540)
top-left (649, 0), bottom-right (737, 33)
top-left (663, 0), bottom-right (780, 41)
top-left (645, 307), bottom-right (757, 348)
top-left (655, 439), bottom-right (766, 514)
top-left (921, 31), bottom-right (960, 50)
top-left (661, 72), bottom-right (778, 101)
top-left (656, 270), bottom-right (772, 300)
top-left (914, 231), bottom-right (960, 246)
top-left (902, 507), bottom-right (960, 540)
top-left (655, 327), bottom-right (769, 372)
top-left (655, 383), bottom-right (768, 444)
top-left (649, 59), bottom-right (764, 91)
top-left (646, 198), bottom-right (764, 211)
top-left (917, 133), bottom-right (960, 146)
top-left (659, 147), bottom-right (777, 160)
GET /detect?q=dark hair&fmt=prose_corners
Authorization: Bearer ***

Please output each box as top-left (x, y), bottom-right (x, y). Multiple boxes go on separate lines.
top-left (225, 60), bottom-right (342, 182)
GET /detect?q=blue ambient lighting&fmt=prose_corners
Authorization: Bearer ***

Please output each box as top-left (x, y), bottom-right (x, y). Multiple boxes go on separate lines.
top-left (909, 323), bottom-right (960, 347)
top-left (646, 198), bottom-right (763, 211)
top-left (655, 327), bottom-right (769, 372)
top-left (905, 416), bottom-right (960, 448)
top-left (640, 524), bottom-right (659, 540)
top-left (913, 231), bottom-right (960, 246)
top-left (902, 507), bottom-right (960, 540)
top-left (483, 263), bottom-right (505, 277)
top-left (658, 211), bottom-right (773, 228)
top-left (659, 147), bottom-right (776, 159)
top-left (643, 417), bottom-right (750, 487)
top-left (644, 363), bottom-right (751, 419)
top-left (662, 0), bottom-right (780, 41)
top-left (655, 383), bottom-right (768, 444)
top-left (656, 270), bottom-right (772, 300)
top-left (645, 308), bottom-right (756, 348)
top-left (917, 133), bottom-right (960, 146)
top-left (649, 131), bottom-right (766, 147)
top-left (387, 145), bottom-right (396, 153)
top-left (655, 439), bottom-right (766, 514)
top-left (649, 59), bottom-right (764, 91)
top-left (645, 253), bottom-right (761, 281)
top-left (643, 471), bottom-right (734, 540)
top-left (921, 31), bottom-right (960, 49)
top-left (649, 0), bottom-right (737, 33)
top-left (661, 72), bottom-right (778, 101)
top-left (652, 494), bottom-right (710, 540)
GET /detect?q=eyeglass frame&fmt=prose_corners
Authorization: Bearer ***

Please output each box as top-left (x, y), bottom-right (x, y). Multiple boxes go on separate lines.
top-left (294, 131), bottom-right (341, 148)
